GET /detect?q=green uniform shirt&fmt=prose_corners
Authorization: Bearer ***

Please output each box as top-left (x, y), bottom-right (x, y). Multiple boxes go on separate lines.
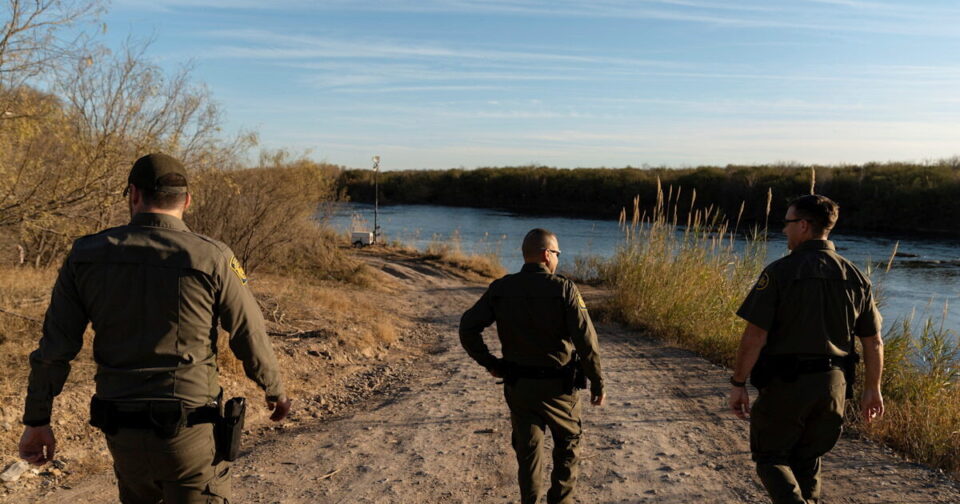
top-left (23, 213), bottom-right (284, 426)
top-left (736, 239), bottom-right (882, 357)
top-left (459, 262), bottom-right (604, 396)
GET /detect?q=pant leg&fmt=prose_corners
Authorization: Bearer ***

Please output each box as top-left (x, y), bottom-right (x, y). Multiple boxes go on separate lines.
top-left (108, 433), bottom-right (162, 504)
top-left (506, 382), bottom-right (547, 504)
top-left (751, 371), bottom-right (845, 504)
top-left (755, 464), bottom-right (807, 504)
top-left (789, 457), bottom-right (821, 504)
top-left (750, 378), bottom-right (809, 504)
top-left (791, 370), bottom-right (846, 504)
top-left (543, 392), bottom-right (582, 504)
top-left (107, 423), bottom-right (230, 504)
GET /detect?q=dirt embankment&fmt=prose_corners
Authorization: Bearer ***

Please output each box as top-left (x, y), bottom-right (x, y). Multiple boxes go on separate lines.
top-left (4, 251), bottom-right (960, 503)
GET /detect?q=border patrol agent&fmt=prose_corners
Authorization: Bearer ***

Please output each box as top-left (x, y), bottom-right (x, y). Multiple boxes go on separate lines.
top-left (728, 194), bottom-right (884, 504)
top-left (19, 153), bottom-right (292, 503)
top-left (460, 228), bottom-right (605, 504)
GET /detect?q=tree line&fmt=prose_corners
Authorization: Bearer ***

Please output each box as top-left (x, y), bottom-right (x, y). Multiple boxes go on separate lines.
top-left (337, 161), bottom-right (960, 235)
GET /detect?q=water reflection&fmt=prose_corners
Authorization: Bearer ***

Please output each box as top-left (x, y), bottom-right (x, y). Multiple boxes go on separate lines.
top-left (326, 203), bottom-right (959, 332)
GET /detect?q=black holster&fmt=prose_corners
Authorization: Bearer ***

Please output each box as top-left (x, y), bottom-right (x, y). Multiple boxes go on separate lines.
top-left (216, 397), bottom-right (246, 462)
top-left (564, 357), bottom-right (587, 395)
top-left (842, 351), bottom-right (860, 400)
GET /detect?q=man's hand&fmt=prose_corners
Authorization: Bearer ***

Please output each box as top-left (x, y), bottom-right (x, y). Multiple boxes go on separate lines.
top-left (729, 386), bottom-right (751, 420)
top-left (861, 387), bottom-right (884, 423)
top-left (590, 392), bottom-right (605, 406)
top-left (487, 368), bottom-right (502, 378)
top-left (267, 395), bottom-right (292, 422)
top-left (19, 425), bottom-right (56, 466)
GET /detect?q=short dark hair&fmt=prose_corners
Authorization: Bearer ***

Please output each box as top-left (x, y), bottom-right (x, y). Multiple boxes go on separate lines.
top-left (789, 194), bottom-right (838, 234)
top-left (521, 228), bottom-right (557, 258)
top-left (139, 173), bottom-right (188, 210)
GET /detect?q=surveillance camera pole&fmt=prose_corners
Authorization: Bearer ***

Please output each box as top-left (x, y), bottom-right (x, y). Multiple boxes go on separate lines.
top-left (372, 156), bottom-right (381, 244)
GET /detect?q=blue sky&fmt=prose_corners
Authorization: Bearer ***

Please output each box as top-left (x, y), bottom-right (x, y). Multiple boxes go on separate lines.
top-left (101, 0), bottom-right (960, 170)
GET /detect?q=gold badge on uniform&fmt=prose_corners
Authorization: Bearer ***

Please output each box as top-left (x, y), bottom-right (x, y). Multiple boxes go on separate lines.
top-left (754, 271), bottom-right (770, 291)
top-left (576, 292), bottom-right (588, 310)
top-left (230, 256), bottom-right (248, 285)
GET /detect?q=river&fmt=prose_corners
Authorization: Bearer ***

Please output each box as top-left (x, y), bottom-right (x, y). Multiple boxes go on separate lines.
top-left (326, 203), bottom-right (960, 333)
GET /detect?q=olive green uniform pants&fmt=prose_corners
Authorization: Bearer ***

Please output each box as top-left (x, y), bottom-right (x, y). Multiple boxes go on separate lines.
top-left (504, 378), bottom-right (582, 504)
top-left (750, 369), bottom-right (846, 504)
top-left (105, 423), bottom-right (231, 503)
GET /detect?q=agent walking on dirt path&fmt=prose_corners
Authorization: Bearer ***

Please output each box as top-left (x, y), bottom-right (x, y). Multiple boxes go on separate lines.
top-left (460, 228), bottom-right (605, 504)
top-left (18, 153), bottom-right (292, 503)
top-left (728, 194), bottom-right (884, 504)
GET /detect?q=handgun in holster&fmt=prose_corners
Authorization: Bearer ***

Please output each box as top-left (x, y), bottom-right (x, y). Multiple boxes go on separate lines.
top-left (216, 397), bottom-right (246, 462)
top-left (842, 351), bottom-right (860, 400)
top-left (564, 356), bottom-right (587, 395)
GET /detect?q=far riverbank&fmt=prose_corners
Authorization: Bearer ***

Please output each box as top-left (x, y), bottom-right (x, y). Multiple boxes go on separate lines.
top-left (337, 162), bottom-right (960, 236)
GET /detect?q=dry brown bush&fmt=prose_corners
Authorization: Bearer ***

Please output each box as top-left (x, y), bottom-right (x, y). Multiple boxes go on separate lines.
top-left (185, 152), bottom-right (360, 278)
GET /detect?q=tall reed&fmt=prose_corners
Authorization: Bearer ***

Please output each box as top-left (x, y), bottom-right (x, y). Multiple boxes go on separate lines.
top-left (605, 180), bottom-right (768, 366)
top-left (606, 181), bottom-right (960, 474)
top-left (863, 306), bottom-right (960, 472)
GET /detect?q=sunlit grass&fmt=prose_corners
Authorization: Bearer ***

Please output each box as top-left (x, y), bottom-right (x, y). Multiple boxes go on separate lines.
top-left (861, 307), bottom-right (960, 473)
top-left (604, 179), bottom-right (960, 475)
top-left (422, 229), bottom-right (507, 279)
top-left (604, 181), bottom-right (767, 366)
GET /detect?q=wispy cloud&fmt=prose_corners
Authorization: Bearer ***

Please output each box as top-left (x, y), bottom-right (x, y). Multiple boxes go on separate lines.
top-left (107, 0), bottom-right (960, 169)
top-left (264, 1), bottom-right (960, 36)
top-left (120, 0), bottom-right (960, 37)
top-left (331, 85), bottom-right (508, 93)
top-left (201, 29), bottom-right (683, 68)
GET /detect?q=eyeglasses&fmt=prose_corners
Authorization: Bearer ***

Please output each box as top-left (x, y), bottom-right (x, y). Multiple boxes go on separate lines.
top-left (122, 184), bottom-right (131, 197)
top-left (542, 248), bottom-right (561, 257)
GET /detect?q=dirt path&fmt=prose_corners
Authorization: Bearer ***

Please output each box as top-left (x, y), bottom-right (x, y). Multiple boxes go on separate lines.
top-left (19, 255), bottom-right (960, 503)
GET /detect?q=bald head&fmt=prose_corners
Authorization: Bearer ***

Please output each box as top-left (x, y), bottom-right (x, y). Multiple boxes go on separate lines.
top-left (522, 228), bottom-right (558, 262)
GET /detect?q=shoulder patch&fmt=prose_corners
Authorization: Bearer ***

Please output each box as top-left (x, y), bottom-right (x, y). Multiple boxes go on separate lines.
top-left (576, 291), bottom-right (588, 310)
top-left (230, 256), bottom-right (248, 285)
top-left (754, 271), bottom-right (770, 291)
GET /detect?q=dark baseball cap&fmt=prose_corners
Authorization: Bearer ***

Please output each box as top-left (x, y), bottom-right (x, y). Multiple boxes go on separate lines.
top-left (126, 153), bottom-right (188, 195)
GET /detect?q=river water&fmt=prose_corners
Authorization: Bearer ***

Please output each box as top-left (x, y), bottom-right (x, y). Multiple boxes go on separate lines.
top-left (326, 203), bottom-right (960, 333)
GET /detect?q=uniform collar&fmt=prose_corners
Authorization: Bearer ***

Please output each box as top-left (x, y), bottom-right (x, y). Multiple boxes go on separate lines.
top-left (520, 262), bottom-right (551, 274)
top-left (130, 212), bottom-right (190, 232)
top-left (793, 239), bottom-right (835, 253)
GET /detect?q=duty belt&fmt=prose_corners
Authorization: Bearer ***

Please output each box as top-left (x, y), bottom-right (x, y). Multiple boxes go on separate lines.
top-left (505, 362), bottom-right (568, 380)
top-left (497, 360), bottom-right (584, 394)
top-left (111, 402), bottom-right (219, 428)
top-left (793, 355), bottom-right (845, 374)
top-left (90, 396), bottom-right (218, 438)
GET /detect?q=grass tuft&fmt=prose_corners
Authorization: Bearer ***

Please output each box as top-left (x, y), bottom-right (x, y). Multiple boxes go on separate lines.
top-left (604, 180), bottom-right (960, 476)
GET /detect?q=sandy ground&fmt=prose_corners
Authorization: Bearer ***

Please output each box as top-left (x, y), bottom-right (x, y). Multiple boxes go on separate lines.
top-left (8, 253), bottom-right (960, 503)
